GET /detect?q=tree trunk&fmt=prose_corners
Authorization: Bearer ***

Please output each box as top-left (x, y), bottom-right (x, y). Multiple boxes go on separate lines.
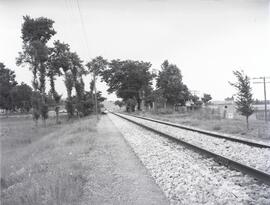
top-left (246, 116), bottom-right (249, 130)
top-left (137, 98), bottom-right (141, 111)
top-left (39, 63), bottom-right (47, 127)
top-left (32, 66), bottom-right (39, 125)
top-left (94, 74), bottom-right (99, 120)
top-left (153, 102), bottom-right (158, 113)
top-left (55, 106), bottom-right (59, 124)
top-left (56, 110), bottom-right (59, 124)
top-left (5, 109), bottom-right (9, 118)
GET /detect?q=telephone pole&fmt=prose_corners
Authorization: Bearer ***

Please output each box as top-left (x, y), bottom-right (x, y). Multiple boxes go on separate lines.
top-left (253, 76), bottom-right (270, 122)
top-left (190, 90), bottom-right (199, 96)
top-left (93, 72), bottom-right (99, 120)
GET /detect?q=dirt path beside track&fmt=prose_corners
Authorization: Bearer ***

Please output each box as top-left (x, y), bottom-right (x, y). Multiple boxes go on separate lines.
top-left (80, 115), bottom-right (169, 205)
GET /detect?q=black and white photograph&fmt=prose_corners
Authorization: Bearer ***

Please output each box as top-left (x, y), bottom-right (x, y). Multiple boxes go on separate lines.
top-left (0, 0), bottom-right (270, 204)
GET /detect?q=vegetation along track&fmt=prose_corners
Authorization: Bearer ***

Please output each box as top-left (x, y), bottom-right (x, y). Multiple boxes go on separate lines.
top-left (111, 112), bottom-right (270, 185)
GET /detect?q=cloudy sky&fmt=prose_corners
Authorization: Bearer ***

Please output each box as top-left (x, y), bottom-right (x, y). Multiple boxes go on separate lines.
top-left (0, 0), bottom-right (269, 101)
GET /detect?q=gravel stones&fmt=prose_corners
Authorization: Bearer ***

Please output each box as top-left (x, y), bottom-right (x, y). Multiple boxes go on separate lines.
top-left (117, 113), bottom-right (270, 174)
top-left (109, 113), bottom-right (270, 205)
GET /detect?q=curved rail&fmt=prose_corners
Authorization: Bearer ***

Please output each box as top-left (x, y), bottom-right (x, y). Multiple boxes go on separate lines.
top-left (111, 112), bottom-right (270, 185)
top-left (116, 113), bottom-right (270, 149)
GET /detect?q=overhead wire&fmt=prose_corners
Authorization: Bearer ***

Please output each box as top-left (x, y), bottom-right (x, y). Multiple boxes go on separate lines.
top-left (63, 0), bottom-right (90, 58)
top-left (75, 0), bottom-right (91, 57)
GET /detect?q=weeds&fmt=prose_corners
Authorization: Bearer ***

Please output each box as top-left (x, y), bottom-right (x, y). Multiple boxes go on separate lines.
top-left (2, 171), bottom-right (85, 205)
top-left (1, 115), bottom-right (97, 205)
top-left (212, 125), bottom-right (221, 131)
top-left (138, 109), bottom-right (270, 141)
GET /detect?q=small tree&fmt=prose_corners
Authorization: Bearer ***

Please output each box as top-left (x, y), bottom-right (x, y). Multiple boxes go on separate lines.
top-left (230, 70), bottom-right (254, 129)
top-left (201, 93), bottom-right (212, 105)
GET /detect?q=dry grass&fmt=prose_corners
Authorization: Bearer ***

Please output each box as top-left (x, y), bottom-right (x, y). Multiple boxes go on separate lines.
top-left (1, 115), bottom-right (98, 205)
top-left (135, 109), bottom-right (270, 142)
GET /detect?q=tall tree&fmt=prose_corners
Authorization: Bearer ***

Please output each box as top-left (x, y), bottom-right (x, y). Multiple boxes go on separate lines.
top-left (86, 56), bottom-right (108, 115)
top-left (230, 70), bottom-right (254, 129)
top-left (101, 59), bottom-right (154, 111)
top-left (48, 41), bottom-right (71, 90)
top-left (69, 52), bottom-right (86, 116)
top-left (0, 63), bottom-right (17, 115)
top-left (47, 42), bottom-right (66, 123)
top-left (156, 60), bottom-right (189, 107)
top-left (48, 41), bottom-right (77, 118)
top-left (19, 16), bottom-right (56, 93)
top-left (17, 15), bottom-right (56, 124)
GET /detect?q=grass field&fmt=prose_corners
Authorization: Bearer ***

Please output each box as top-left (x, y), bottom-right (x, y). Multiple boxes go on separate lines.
top-left (134, 109), bottom-right (270, 143)
top-left (1, 115), bottom-right (97, 205)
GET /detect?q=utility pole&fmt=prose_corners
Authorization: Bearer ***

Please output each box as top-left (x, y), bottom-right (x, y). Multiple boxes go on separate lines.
top-left (93, 72), bottom-right (99, 120)
top-left (253, 76), bottom-right (270, 122)
top-left (190, 90), bottom-right (199, 96)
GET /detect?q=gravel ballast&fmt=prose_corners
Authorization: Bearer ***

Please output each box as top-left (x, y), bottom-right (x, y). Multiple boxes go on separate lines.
top-left (116, 113), bottom-right (270, 174)
top-left (109, 113), bottom-right (270, 205)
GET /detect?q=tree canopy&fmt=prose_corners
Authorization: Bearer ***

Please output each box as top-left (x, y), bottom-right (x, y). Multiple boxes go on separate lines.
top-left (156, 60), bottom-right (189, 106)
top-left (201, 93), bottom-right (212, 105)
top-left (86, 56), bottom-right (108, 76)
top-left (21, 15), bottom-right (56, 44)
top-left (0, 63), bottom-right (33, 113)
top-left (10, 83), bottom-right (33, 112)
top-left (0, 63), bottom-right (17, 111)
top-left (101, 59), bottom-right (155, 110)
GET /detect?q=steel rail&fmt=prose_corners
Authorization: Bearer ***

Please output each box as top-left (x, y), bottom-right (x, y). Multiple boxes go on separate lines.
top-left (111, 112), bottom-right (270, 185)
top-left (116, 113), bottom-right (270, 149)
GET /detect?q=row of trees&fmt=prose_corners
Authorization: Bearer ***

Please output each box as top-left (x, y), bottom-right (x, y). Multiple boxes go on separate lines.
top-left (101, 59), bottom-right (212, 112)
top-left (9, 15), bottom-right (213, 124)
top-left (5, 15), bottom-right (253, 128)
top-left (0, 63), bottom-right (33, 113)
top-left (109, 67), bottom-right (254, 129)
top-left (13, 15), bottom-right (106, 125)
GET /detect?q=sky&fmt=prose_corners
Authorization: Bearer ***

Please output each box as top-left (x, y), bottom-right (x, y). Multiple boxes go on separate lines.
top-left (0, 0), bottom-right (269, 101)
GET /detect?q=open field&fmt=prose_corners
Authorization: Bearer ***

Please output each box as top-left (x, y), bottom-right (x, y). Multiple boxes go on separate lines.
top-left (1, 115), bottom-right (97, 205)
top-left (132, 109), bottom-right (270, 143)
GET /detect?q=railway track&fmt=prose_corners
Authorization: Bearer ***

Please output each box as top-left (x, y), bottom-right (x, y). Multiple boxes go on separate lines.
top-left (117, 113), bottom-right (270, 148)
top-left (111, 112), bottom-right (270, 185)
